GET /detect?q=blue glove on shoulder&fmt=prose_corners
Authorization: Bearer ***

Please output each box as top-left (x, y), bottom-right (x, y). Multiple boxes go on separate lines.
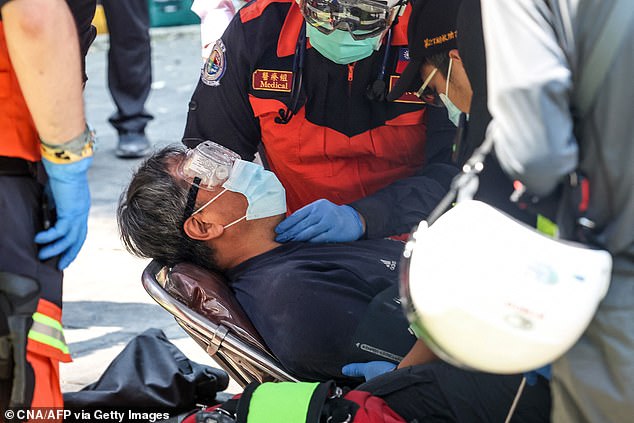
top-left (341, 361), bottom-right (396, 382)
top-left (35, 156), bottom-right (92, 270)
top-left (275, 199), bottom-right (365, 243)
top-left (524, 365), bottom-right (551, 386)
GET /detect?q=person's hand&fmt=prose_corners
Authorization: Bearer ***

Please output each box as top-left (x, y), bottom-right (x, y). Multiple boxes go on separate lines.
top-left (275, 199), bottom-right (365, 243)
top-left (342, 361), bottom-right (396, 382)
top-left (35, 157), bottom-right (92, 270)
top-left (524, 365), bottom-right (551, 386)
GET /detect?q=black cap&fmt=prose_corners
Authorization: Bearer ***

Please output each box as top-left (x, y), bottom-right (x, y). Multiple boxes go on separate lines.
top-left (387, 0), bottom-right (462, 101)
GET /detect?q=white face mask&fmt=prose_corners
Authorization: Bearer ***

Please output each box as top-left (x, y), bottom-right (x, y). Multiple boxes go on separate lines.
top-left (192, 188), bottom-right (246, 229)
top-left (192, 160), bottom-right (287, 228)
top-left (438, 58), bottom-right (463, 127)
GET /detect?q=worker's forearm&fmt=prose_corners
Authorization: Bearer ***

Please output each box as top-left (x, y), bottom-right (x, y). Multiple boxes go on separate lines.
top-left (3, 0), bottom-right (85, 144)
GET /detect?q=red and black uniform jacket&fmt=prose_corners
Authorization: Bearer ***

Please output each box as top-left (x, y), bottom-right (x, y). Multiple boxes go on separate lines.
top-left (183, 0), bottom-right (457, 238)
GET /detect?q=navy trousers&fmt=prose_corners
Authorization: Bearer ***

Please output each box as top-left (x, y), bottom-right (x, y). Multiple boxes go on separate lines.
top-left (102, 0), bottom-right (154, 134)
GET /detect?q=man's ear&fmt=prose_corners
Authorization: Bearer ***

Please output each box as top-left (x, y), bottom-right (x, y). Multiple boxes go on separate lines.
top-left (449, 48), bottom-right (462, 63)
top-left (183, 214), bottom-right (224, 241)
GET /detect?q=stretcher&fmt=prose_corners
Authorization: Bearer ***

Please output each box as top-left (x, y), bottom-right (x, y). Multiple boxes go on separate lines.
top-left (141, 260), bottom-right (299, 387)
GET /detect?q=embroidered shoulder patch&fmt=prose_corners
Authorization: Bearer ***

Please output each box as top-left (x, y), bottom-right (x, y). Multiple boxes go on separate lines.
top-left (201, 40), bottom-right (227, 87)
top-left (389, 75), bottom-right (424, 104)
top-left (252, 69), bottom-right (293, 92)
top-left (396, 47), bottom-right (410, 74)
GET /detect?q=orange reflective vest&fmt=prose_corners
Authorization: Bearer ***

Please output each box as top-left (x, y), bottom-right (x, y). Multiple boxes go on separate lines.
top-left (0, 21), bottom-right (40, 162)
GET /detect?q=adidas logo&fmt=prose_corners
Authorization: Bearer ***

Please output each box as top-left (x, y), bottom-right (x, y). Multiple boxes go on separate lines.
top-left (380, 259), bottom-right (397, 271)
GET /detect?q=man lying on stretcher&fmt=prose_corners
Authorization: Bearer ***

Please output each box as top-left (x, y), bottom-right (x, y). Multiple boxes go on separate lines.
top-left (116, 143), bottom-right (551, 423)
top-left (117, 142), bottom-right (420, 382)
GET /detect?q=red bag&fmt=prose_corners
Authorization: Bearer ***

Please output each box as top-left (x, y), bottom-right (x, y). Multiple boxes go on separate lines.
top-left (338, 390), bottom-right (407, 423)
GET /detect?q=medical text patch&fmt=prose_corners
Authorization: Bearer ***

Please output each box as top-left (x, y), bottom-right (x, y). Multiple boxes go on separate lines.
top-left (201, 40), bottom-right (226, 87)
top-left (389, 75), bottom-right (424, 104)
top-left (252, 69), bottom-right (293, 92)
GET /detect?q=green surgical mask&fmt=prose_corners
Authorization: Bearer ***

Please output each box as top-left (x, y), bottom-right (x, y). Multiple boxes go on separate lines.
top-left (306, 26), bottom-right (381, 65)
top-left (439, 58), bottom-right (463, 127)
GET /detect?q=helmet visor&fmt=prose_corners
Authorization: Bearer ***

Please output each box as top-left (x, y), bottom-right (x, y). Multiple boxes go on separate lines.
top-left (399, 224), bottom-right (473, 370)
top-left (300, 0), bottom-right (399, 40)
top-left (177, 141), bottom-right (240, 191)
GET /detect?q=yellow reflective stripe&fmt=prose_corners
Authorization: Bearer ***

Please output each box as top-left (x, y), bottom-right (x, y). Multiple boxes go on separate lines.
top-left (536, 214), bottom-right (558, 238)
top-left (32, 312), bottom-right (64, 332)
top-left (27, 312), bottom-right (70, 355)
top-left (28, 330), bottom-right (70, 355)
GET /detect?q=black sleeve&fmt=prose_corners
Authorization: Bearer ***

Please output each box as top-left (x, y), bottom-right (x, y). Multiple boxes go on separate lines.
top-left (350, 107), bottom-right (459, 238)
top-left (358, 363), bottom-right (551, 423)
top-left (181, 15), bottom-right (262, 160)
top-left (66, 0), bottom-right (97, 82)
top-left (424, 105), bottom-right (458, 164)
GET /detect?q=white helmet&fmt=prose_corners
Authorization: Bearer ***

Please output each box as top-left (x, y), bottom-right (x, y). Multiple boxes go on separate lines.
top-left (400, 200), bottom-right (612, 373)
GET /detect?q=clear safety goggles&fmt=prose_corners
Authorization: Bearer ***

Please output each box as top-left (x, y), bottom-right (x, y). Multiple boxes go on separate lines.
top-left (299, 0), bottom-right (402, 40)
top-left (179, 141), bottom-right (241, 222)
top-left (177, 141), bottom-right (240, 191)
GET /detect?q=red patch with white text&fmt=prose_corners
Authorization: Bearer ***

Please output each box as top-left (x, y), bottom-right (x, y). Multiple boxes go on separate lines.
top-left (252, 69), bottom-right (293, 93)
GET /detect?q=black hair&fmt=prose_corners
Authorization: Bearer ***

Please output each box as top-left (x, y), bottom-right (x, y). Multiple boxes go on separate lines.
top-left (117, 145), bottom-right (218, 271)
top-left (426, 51), bottom-right (452, 78)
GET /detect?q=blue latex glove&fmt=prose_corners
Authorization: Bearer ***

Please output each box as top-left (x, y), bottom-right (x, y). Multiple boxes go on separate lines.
top-left (341, 361), bottom-right (396, 382)
top-left (35, 157), bottom-right (92, 270)
top-left (275, 199), bottom-right (365, 243)
top-left (524, 365), bottom-right (551, 386)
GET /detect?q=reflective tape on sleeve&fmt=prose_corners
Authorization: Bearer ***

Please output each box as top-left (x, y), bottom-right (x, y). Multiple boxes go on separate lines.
top-left (28, 312), bottom-right (70, 355)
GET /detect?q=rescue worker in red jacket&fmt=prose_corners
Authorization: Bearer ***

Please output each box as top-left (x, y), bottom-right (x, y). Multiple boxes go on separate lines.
top-left (183, 0), bottom-right (458, 242)
top-left (0, 0), bottom-right (95, 413)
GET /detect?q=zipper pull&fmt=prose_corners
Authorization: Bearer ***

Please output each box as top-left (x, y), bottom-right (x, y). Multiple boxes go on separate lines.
top-left (347, 62), bottom-right (356, 95)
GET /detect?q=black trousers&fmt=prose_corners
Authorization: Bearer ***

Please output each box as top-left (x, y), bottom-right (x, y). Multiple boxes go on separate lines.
top-left (0, 175), bottom-right (62, 307)
top-left (0, 174), bottom-right (63, 411)
top-left (102, 0), bottom-right (154, 134)
top-left (358, 361), bottom-right (551, 422)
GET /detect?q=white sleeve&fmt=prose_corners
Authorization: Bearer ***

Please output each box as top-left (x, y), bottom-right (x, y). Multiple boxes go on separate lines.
top-left (481, 0), bottom-right (579, 196)
top-left (191, 0), bottom-right (238, 60)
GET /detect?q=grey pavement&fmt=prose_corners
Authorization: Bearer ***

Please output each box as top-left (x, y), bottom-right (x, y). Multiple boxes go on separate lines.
top-left (59, 25), bottom-right (241, 394)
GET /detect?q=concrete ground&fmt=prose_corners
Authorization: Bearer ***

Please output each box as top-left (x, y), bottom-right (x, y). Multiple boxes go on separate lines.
top-left (59, 25), bottom-right (241, 395)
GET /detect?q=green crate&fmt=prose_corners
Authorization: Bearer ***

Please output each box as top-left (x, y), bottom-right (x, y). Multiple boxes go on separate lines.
top-left (149, 0), bottom-right (200, 28)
